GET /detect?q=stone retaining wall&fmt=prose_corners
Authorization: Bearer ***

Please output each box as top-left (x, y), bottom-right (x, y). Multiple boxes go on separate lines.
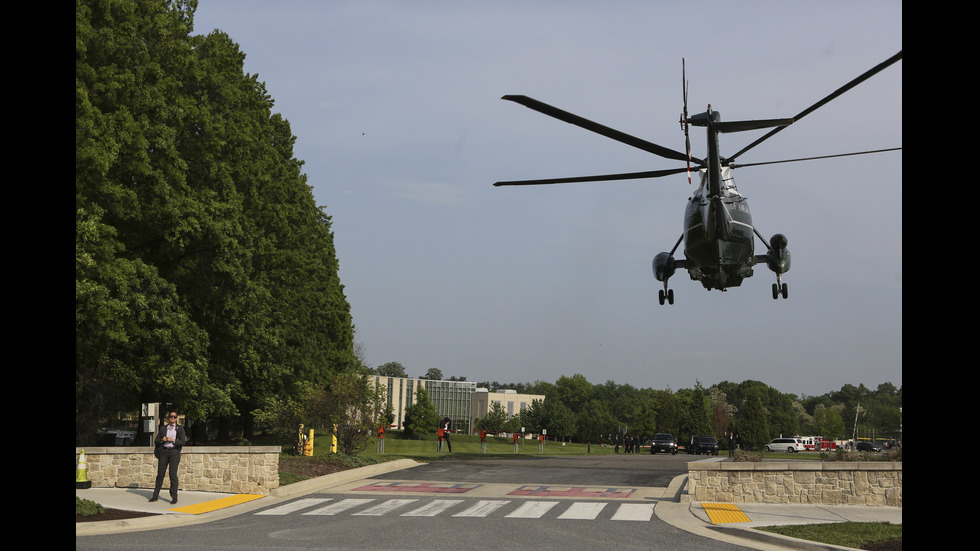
top-left (75, 446), bottom-right (281, 495)
top-left (688, 461), bottom-right (901, 507)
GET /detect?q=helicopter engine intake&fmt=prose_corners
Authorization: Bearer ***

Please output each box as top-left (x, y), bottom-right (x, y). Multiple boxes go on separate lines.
top-left (652, 252), bottom-right (676, 282)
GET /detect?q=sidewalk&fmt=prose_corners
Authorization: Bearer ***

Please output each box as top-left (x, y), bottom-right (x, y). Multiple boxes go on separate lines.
top-left (657, 499), bottom-right (901, 551)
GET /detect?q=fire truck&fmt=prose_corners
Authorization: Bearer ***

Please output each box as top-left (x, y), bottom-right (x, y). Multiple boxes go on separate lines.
top-left (793, 436), bottom-right (837, 451)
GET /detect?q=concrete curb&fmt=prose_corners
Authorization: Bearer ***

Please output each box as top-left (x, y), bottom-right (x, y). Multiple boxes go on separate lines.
top-left (707, 524), bottom-right (860, 551)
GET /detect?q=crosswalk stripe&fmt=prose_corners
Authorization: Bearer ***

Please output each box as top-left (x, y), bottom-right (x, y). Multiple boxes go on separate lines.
top-left (304, 498), bottom-right (375, 515)
top-left (353, 499), bottom-right (420, 516)
top-left (257, 497), bottom-right (657, 521)
top-left (610, 503), bottom-right (655, 521)
top-left (401, 499), bottom-right (464, 517)
top-left (255, 498), bottom-right (332, 515)
top-left (557, 502), bottom-right (607, 520)
top-left (505, 501), bottom-right (559, 518)
top-left (453, 500), bottom-right (511, 517)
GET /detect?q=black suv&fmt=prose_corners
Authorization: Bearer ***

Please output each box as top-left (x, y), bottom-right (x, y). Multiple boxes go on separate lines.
top-left (688, 436), bottom-right (719, 455)
top-left (856, 441), bottom-right (881, 452)
top-left (650, 433), bottom-right (678, 455)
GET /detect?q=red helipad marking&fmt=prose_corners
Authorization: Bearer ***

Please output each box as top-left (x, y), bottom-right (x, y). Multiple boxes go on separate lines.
top-left (508, 485), bottom-right (635, 498)
top-left (353, 482), bottom-right (482, 494)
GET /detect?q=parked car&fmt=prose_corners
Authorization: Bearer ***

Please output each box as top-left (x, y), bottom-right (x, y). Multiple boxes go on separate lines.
top-left (856, 441), bottom-right (882, 452)
top-left (688, 436), bottom-right (719, 455)
top-left (764, 438), bottom-right (806, 453)
top-left (650, 433), bottom-right (678, 455)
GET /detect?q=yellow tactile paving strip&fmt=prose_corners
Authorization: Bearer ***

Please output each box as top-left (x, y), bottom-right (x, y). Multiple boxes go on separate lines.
top-left (170, 494), bottom-right (267, 515)
top-left (700, 502), bottom-right (752, 524)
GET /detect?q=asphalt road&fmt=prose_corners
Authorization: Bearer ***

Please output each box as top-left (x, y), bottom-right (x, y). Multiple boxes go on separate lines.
top-left (371, 452), bottom-right (692, 487)
top-left (76, 453), bottom-right (761, 551)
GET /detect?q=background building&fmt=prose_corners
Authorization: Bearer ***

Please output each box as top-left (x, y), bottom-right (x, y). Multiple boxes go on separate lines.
top-left (368, 376), bottom-right (476, 432)
top-left (469, 388), bottom-right (546, 434)
top-left (367, 376), bottom-right (545, 436)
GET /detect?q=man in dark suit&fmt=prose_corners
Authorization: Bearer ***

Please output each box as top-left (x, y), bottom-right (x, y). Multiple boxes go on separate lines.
top-left (150, 411), bottom-right (186, 504)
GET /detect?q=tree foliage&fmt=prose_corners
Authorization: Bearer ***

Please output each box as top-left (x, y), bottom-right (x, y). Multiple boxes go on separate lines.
top-left (476, 401), bottom-right (508, 433)
top-left (489, 373), bottom-right (901, 450)
top-left (76, 0), bottom-right (357, 444)
top-left (403, 386), bottom-right (439, 439)
top-left (421, 368), bottom-right (444, 380)
top-left (373, 362), bottom-right (408, 378)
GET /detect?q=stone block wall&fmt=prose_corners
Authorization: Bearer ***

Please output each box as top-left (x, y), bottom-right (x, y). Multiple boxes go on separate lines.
top-left (75, 446), bottom-right (281, 495)
top-left (688, 461), bottom-right (901, 507)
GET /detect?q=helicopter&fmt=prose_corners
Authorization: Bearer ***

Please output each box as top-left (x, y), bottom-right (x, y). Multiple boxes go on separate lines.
top-left (494, 51), bottom-right (901, 305)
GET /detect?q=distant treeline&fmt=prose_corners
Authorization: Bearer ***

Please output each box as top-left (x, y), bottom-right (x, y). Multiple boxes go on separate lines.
top-left (474, 376), bottom-right (901, 450)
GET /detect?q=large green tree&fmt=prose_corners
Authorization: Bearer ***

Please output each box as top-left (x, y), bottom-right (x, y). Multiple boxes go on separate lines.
top-left (76, 0), bottom-right (356, 444)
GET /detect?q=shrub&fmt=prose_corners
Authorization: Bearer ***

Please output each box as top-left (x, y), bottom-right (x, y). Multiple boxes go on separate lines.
top-left (76, 496), bottom-right (104, 517)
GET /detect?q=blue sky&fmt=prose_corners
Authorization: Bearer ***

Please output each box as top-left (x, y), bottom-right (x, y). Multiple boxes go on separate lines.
top-left (191, 1), bottom-right (901, 397)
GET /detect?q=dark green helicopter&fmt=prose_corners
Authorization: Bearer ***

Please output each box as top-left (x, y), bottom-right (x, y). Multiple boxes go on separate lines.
top-left (494, 51), bottom-right (901, 304)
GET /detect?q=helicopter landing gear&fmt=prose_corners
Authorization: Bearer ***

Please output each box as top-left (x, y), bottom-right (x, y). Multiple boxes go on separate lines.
top-left (771, 277), bottom-right (788, 300)
top-left (659, 287), bottom-right (674, 305)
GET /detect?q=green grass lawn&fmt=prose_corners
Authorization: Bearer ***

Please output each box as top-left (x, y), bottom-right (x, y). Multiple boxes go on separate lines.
top-left (757, 521), bottom-right (901, 549)
top-left (361, 432), bottom-right (613, 461)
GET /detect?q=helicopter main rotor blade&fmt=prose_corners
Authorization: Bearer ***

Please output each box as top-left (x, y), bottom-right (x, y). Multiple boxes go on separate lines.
top-left (729, 147), bottom-right (901, 169)
top-left (726, 50), bottom-right (902, 164)
top-left (502, 95), bottom-right (701, 164)
top-left (494, 167), bottom-right (692, 187)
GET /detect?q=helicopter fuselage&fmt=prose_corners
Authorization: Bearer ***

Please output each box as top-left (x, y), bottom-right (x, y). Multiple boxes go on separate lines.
top-left (682, 168), bottom-right (756, 290)
top-left (652, 107), bottom-right (791, 300)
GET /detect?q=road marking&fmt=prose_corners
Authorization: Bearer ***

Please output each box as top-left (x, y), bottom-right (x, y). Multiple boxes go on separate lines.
top-left (255, 497), bottom-right (660, 522)
top-left (453, 500), bottom-right (512, 517)
top-left (353, 499), bottom-right (419, 516)
top-left (256, 498), bottom-right (332, 515)
top-left (304, 498), bottom-right (375, 515)
top-left (509, 485), bottom-right (635, 498)
top-left (354, 482), bottom-right (482, 493)
top-left (610, 503), bottom-right (655, 521)
top-left (401, 499), bottom-right (464, 517)
top-left (170, 494), bottom-right (267, 515)
top-left (505, 501), bottom-right (559, 518)
top-left (557, 502), bottom-right (606, 520)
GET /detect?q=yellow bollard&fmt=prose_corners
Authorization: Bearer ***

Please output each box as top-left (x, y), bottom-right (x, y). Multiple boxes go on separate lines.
top-left (76, 449), bottom-right (91, 489)
top-left (304, 429), bottom-right (315, 456)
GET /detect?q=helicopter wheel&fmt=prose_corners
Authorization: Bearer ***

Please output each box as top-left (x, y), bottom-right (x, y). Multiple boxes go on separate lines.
top-left (659, 289), bottom-right (675, 305)
top-left (772, 283), bottom-right (788, 299)
top-left (659, 290), bottom-right (665, 305)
